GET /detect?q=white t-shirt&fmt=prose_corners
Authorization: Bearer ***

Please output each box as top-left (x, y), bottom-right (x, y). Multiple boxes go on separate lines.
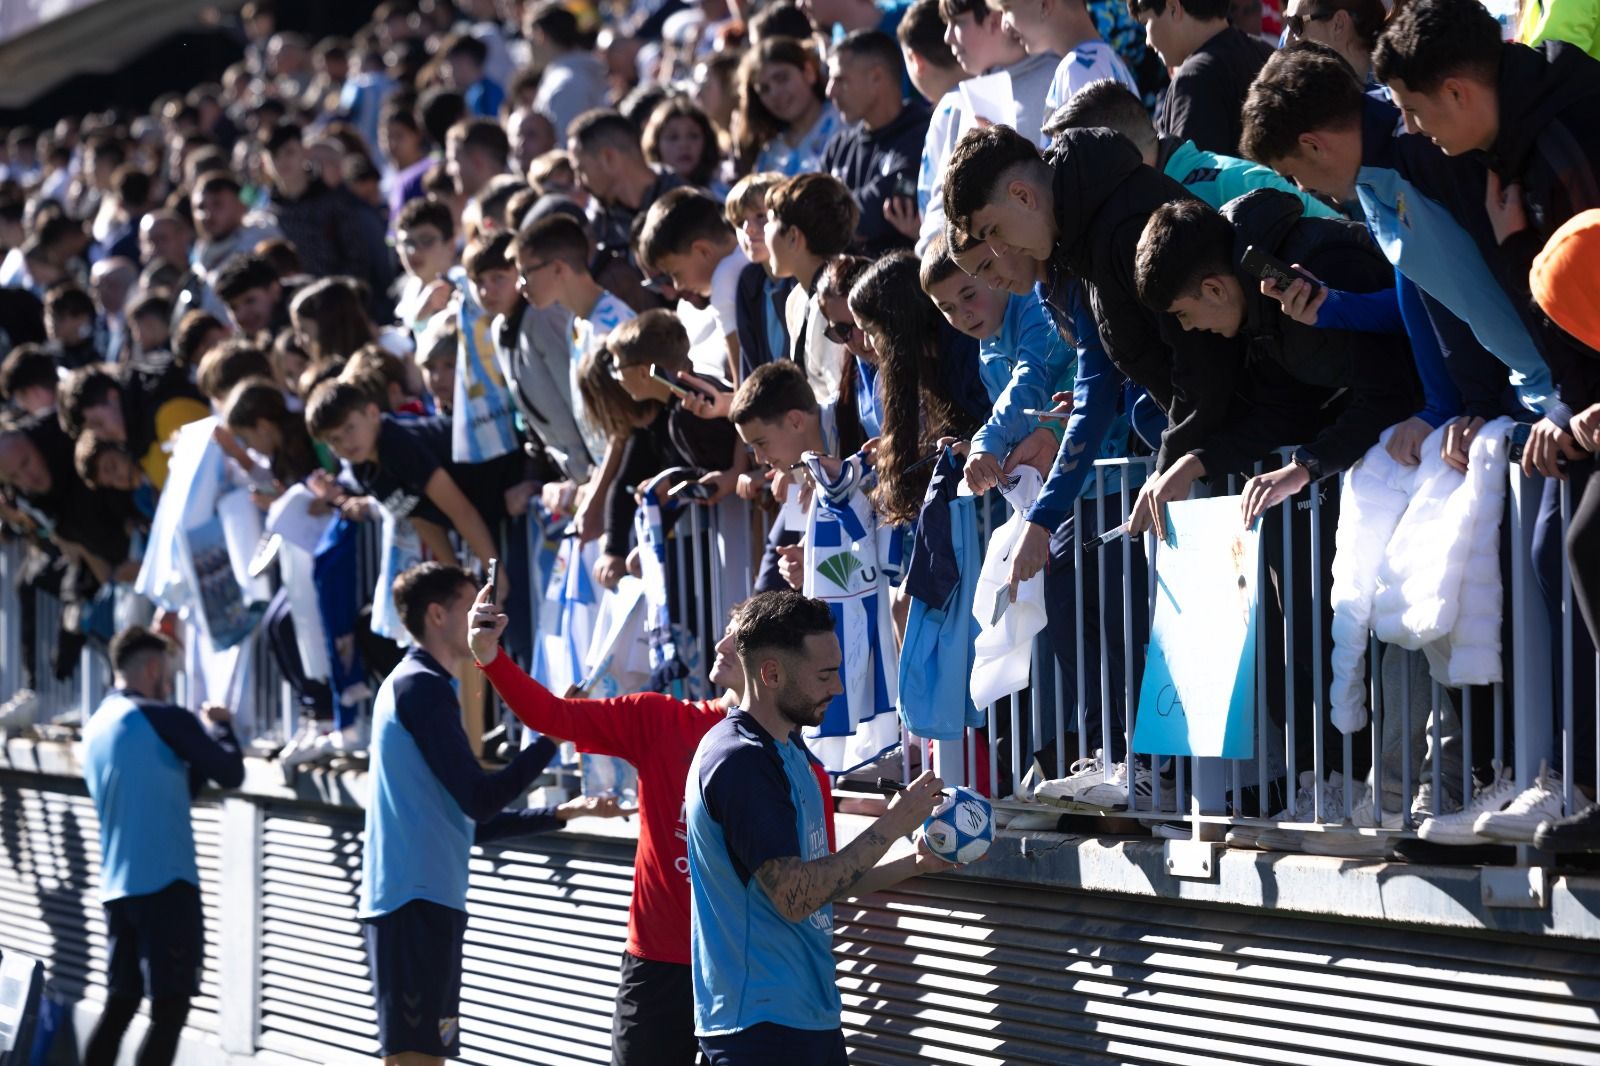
top-left (1044, 40), bottom-right (1141, 114)
top-left (708, 245), bottom-right (750, 345)
top-left (917, 89), bottom-right (964, 257)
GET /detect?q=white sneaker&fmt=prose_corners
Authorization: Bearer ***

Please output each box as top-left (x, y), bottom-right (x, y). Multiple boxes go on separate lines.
top-left (1417, 765), bottom-right (1519, 845)
top-left (1225, 771), bottom-right (1343, 849)
top-left (1034, 749), bottom-right (1106, 805)
top-left (1078, 761), bottom-right (1162, 810)
top-left (0, 688), bottom-right (40, 730)
top-left (280, 725), bottom-right (341, 777)
top-left (1474, 766), bottom-right (1565, 843)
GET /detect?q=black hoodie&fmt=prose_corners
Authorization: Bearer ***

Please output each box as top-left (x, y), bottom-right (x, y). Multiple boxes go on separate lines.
top-left (1480, 41), bottom-right (1600, 423)
top-left (1186, 190), bottom-right (1420, 480)
top-left (1045, 126), bottom-right (1245, 471)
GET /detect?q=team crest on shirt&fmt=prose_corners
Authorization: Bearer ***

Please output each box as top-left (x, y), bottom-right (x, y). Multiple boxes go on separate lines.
top-left (1396, 191), bottom-right (1411, 229)
top-left (439, 1016), bottom-right (460, 1045)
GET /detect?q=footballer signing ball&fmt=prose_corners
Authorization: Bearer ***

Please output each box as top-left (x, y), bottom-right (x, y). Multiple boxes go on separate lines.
top-left (920, 786), bottom-right (994, 864)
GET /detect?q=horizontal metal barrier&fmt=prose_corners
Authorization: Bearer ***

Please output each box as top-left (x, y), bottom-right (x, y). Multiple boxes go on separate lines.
top-left (2, 436), bottom-right (1596, 859)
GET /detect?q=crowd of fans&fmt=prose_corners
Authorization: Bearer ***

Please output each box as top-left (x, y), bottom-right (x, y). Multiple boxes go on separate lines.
top-left (0, 0), bottom-right (1598, 862)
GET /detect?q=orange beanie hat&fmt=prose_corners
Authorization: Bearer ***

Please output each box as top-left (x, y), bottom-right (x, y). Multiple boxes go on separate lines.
top-left (1531, 208), bottom-right (1600, 352)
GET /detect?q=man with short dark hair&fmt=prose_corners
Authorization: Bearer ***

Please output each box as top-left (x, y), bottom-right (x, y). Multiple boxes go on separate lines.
top-left (686, 590), bottom-right (951, 1066)
top-left (81, 625), bottom-right (245, 1066)
top-left (822, 30), bottom-right (933, 256)
top-left (360, 562), bottom-right (624, 1065)
top-left (1126, 0), bottom-right (1272, 155)
top-left (942, 123), bottom-right (1245, 533)
top-left (568, 109), bottom-right (686, 267)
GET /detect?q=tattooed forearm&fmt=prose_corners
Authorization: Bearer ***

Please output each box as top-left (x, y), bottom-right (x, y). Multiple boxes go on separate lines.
top-left (754, 828), bottom-right (894, 923)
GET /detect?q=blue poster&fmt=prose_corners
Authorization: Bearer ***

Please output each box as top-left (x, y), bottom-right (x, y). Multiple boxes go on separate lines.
top-left (1131, 496), bottom-right (1259, 758)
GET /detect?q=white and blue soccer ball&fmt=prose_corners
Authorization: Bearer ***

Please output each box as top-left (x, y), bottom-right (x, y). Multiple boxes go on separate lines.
top-left (920, 787), bottom-right (994, 865)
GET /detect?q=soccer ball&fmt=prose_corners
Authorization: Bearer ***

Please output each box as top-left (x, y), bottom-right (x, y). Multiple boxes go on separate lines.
top-left (920, 787), bottom-right (994, 865)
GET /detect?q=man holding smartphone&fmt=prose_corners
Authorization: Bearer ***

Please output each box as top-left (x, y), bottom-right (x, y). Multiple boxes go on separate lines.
top-left (821, 31), bottom-right (933, 256)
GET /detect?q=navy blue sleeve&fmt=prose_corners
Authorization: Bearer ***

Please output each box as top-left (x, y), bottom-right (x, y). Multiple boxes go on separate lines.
top-left (1396, 273), bottom-right (1461, 429)
top-left (473, 806), bottom-right (565, 843)
top-left (139, 703), bottom-right (245, 793)
top-left (394, 671), bottom-right (562, 822)
top-left (702, 741), bottom-right (801, 884)
top-left (1028, 322), bottom-right (1123, 533)
top-left (1314, 287), bottom-right (1405, 334)
top-left (1421, 287), bottom-right (1518, 421)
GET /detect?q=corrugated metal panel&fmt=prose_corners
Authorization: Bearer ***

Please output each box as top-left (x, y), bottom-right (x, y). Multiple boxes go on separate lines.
top-left (257, 804), bottom-right (634, 1066)
top-left (0, 774), bottom-right (223, 1032)
top-left (834, 875), bottom-right (1600, 1066)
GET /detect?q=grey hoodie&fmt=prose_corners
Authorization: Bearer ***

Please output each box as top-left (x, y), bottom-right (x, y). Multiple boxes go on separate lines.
top-left (535, 52), bottom-right (610, 143)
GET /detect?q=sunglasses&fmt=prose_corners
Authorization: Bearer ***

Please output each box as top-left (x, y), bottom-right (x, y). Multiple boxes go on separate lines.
top-left (1284, 8), bottom-right (1336, 37)
top-left (823, 319), bottom-right (858, 345)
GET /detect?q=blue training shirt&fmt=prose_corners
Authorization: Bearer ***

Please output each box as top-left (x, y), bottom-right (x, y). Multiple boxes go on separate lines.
top-left (82, 690), bottom-right (244, 902)
top-left (359, 647), bottom-right (564, 919)
top-left (687, 708), bottom-right (839, 1036)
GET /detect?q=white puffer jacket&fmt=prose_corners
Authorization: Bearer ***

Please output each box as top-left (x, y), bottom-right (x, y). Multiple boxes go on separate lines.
top-left (1329, 417), bottom-right (1514, 734)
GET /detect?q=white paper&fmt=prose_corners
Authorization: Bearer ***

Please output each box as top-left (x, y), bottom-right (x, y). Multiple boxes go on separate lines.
top-left (958, 71), bottom-right (1017, 139)
top-left (266, 483), bottom-right (336, 555)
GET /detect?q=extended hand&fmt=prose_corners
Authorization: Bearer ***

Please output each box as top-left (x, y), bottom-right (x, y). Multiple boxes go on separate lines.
top-left (1128, 455), bottom-right (1204, 541)
top-left (884, 769), bottom-right (946, 837)
top-left (1485, 171), bottom-right (1529, 245)
top-left (468, 582), bottom-right (509, 665)
top-left (1441, 415), bottom-right (1485, 474)
top-left (1261, 265), bottom-right (1326, 326)
top-left (1523, 416), bottom-right (1583, 479)
top-left (1007, 520), bottom-right (1050, 602)
top-left (1384, 416), bottom-right (1431, 466)
top-left (964, 450), bottom-right (1004, 494)
top-left (777, 543), bottom-right (805, 590)
top-left (1572, 402), bottom-right (1600, 453)
top-left (1240, 462), bottom-right (1311, 526)
top-left (556, 793), bottom-right (639, 821)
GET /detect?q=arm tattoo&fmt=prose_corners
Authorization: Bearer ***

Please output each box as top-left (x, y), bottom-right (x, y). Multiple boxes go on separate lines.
top-left (754, 827), bottom-right (894, 923)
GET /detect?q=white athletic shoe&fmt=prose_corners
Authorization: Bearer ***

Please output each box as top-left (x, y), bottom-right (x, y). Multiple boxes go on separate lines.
top-left (0, 688), bottom-right (40, 731)
top-left (1416, 764), bottom-right (1519, 845)
top-left (1474, 766), bottom-right (1565, 843)
top-left (1077, 761), bottom-right (1169, 810)
top-left (1034, 749), bottom-right (1107, 805)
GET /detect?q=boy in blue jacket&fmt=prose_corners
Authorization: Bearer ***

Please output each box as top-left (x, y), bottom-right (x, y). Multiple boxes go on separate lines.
top-left (919, 232), bottom-right (1075, 494)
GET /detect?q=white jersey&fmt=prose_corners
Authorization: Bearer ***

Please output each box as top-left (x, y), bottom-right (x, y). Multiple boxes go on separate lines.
top-left (800, 451), bottom-right (903, 775)
top-left (571, 290), bottom-right (636, 461)
top-left (1044, 40), bottom-right (1141, 114)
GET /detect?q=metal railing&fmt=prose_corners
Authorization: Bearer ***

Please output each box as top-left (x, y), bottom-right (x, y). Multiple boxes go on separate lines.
top-left (2, 439), bottom-right (1595, 856)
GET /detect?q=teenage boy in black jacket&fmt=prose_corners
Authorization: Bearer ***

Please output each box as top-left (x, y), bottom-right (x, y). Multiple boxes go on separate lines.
top-left (1128, 0), bottom-right (1272, 156)
top-left (943, 123), bottom-right (1246, 534)
top-left (1133, 191), bottom-right (1419, 524)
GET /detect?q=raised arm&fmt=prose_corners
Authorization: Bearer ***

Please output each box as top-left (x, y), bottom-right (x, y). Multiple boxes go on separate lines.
top-left (751, 771), bottom-right (944, 924)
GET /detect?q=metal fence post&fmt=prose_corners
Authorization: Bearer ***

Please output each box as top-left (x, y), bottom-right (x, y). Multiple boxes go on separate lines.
top-left (217, 796), bottom-right (264, 1057)
top-left (1508, 470), bottom-right (1554, 789)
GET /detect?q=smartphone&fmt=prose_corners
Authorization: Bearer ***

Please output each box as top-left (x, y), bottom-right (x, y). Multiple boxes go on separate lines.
top-left (892, 171), bottom-right (918, 202)
top-left (1241, 244), bottom-right (1322, 296)
top-left (485, 558), bottom-right (498, 603)
top-left (648, 365), bottom-right (694, 400)
top-left (990, 583), bottom-right (1011, 627)
top-left (1024, 408), bottom-right (1072, 422)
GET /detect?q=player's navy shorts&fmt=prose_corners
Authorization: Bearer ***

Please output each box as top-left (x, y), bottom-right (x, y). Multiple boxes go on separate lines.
top-left (362, 899), bottom-right (468, 1058)
top-left (699, 1022), bottom-right (850, 1066)
top-left (103, 878), bottom-right (205, 1000)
